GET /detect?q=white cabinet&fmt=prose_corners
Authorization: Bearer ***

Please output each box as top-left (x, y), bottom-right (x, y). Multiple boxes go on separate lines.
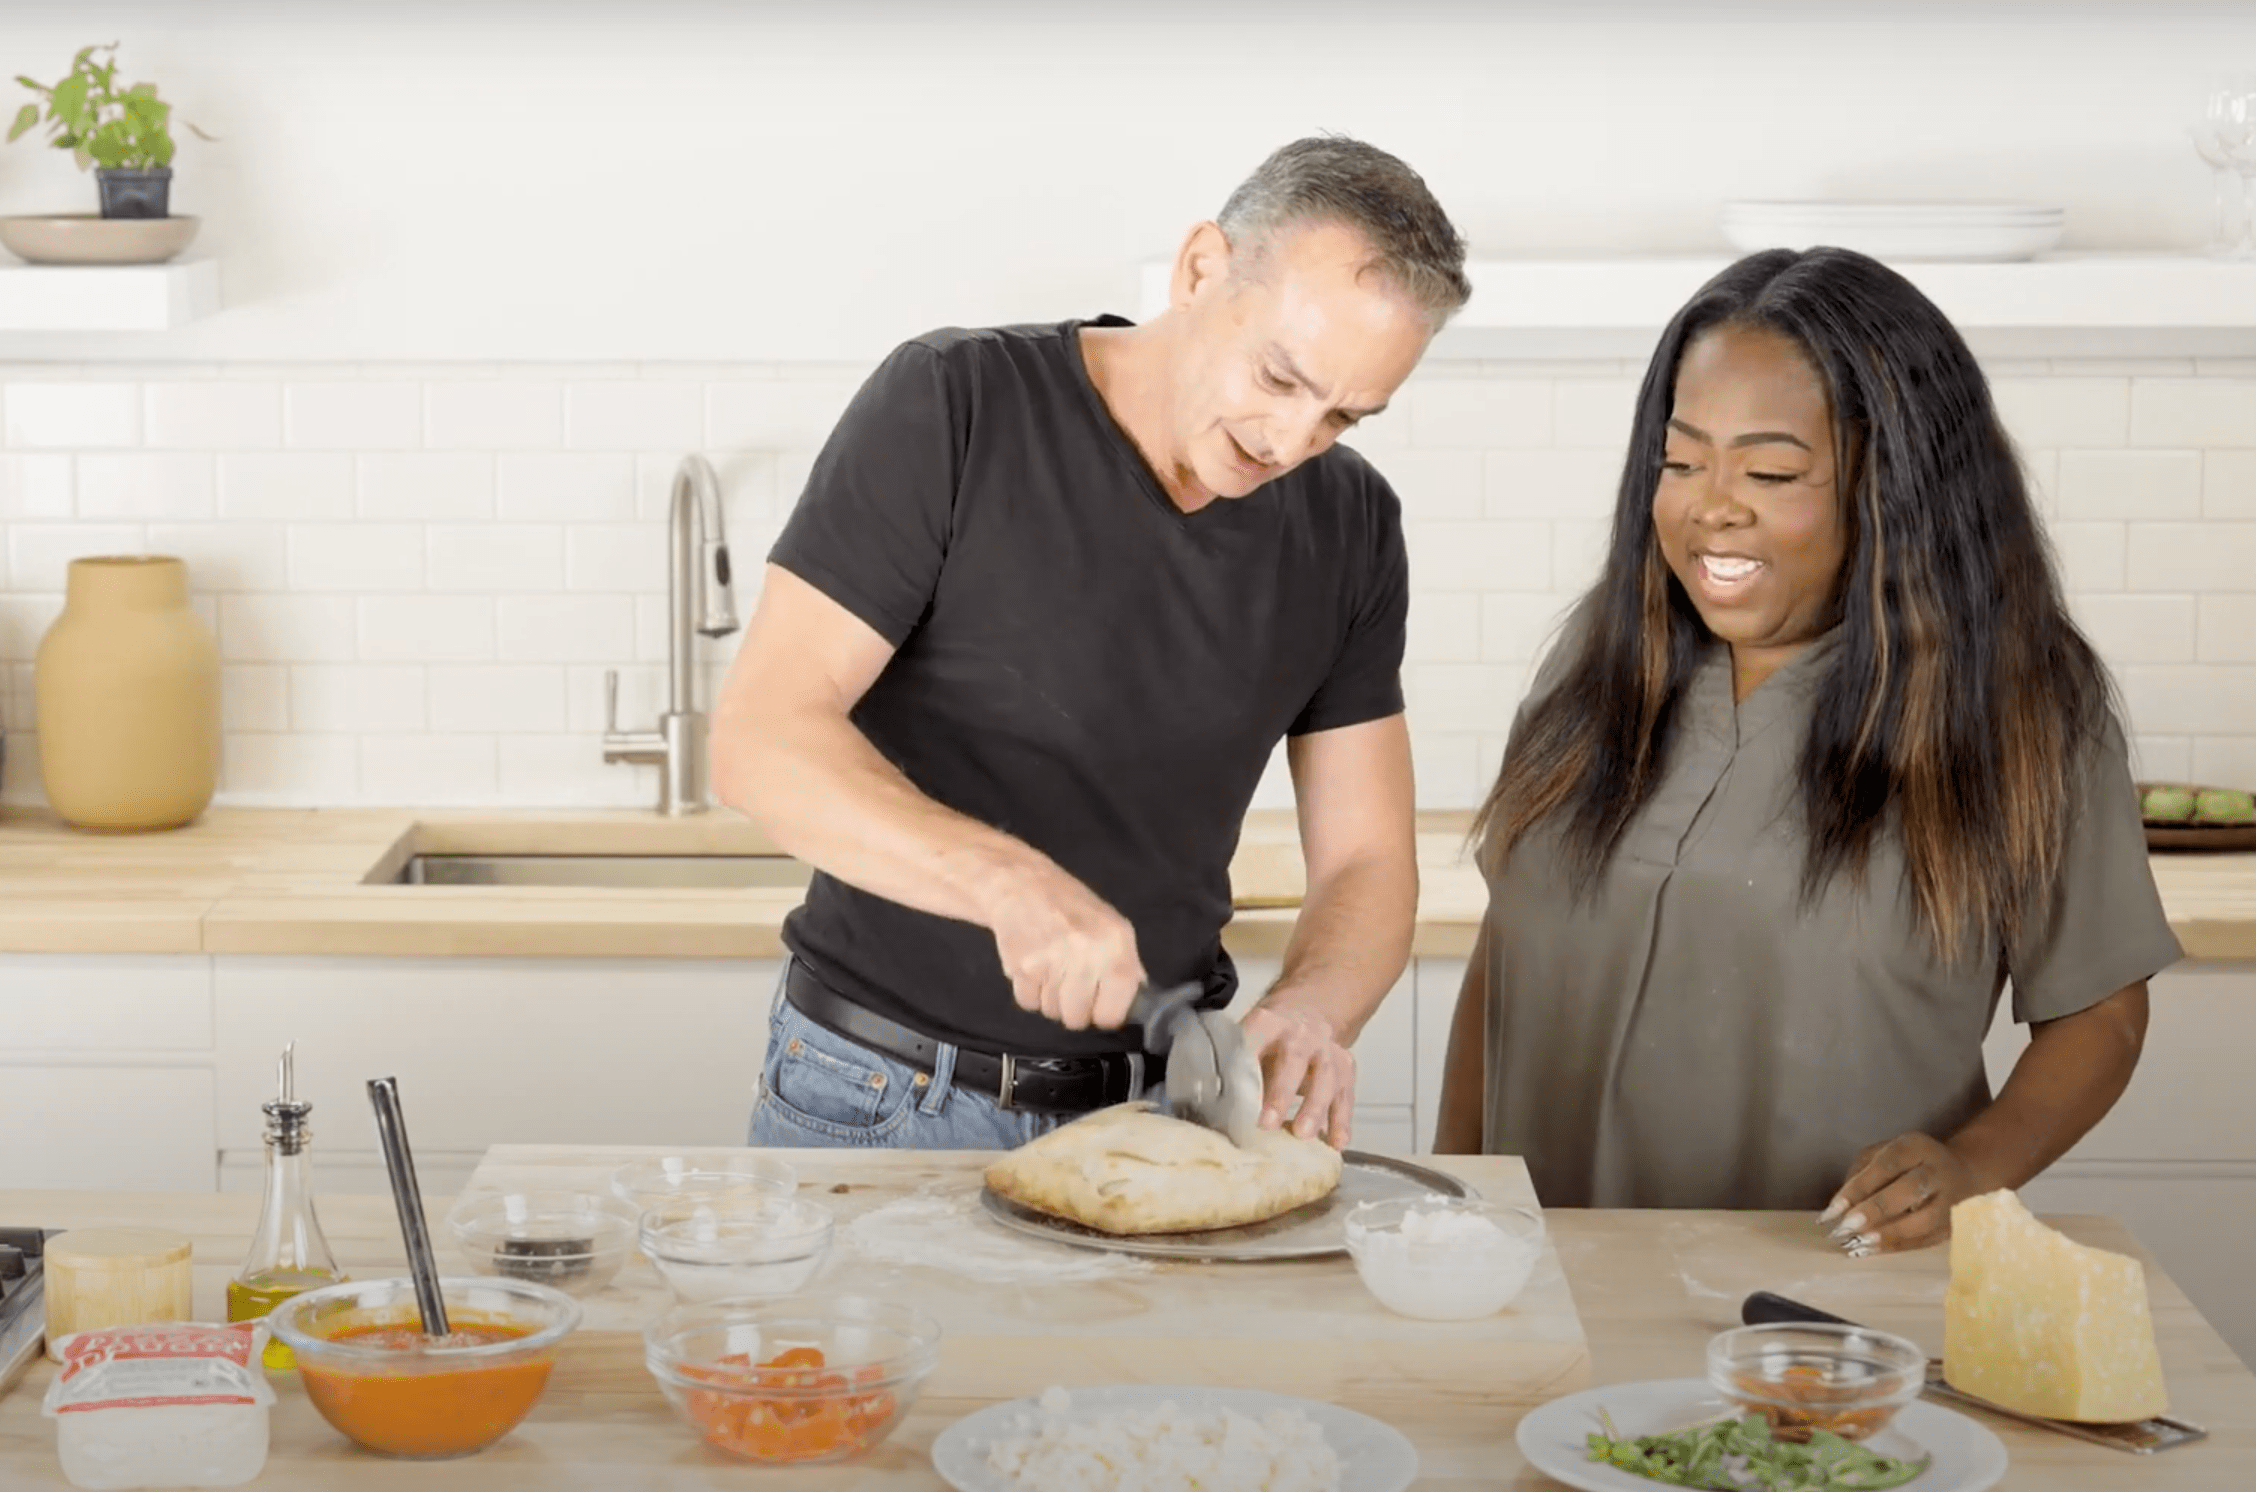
top-left (1984, 964), bottom-right (2256, 1162)
top-left (212, 956), bottom-right (778, 1199)
top-left (1413, 959), bottom-right (1468, 1154)
top-left (1227, 955), bottom-right (1418, 1156)
top-left (1, 954), bottom-right (214, 1052)
top-left (0, 955), bottom-right (217, 1193)
top-left (0, 951), bottom-right (777, 1199)
top-left (1, 1066), bottom-right (216, 1193)
top-left (7, 945), bottom-right (2249, 1367)
top-left (1987, 963), bottom-right (2256, 1370)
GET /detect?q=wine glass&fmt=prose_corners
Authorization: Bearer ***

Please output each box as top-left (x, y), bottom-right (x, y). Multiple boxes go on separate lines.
top-left (2203, 77), bottom-right (2256, 262)
top-left (2190, 121), bottom-right (2237, 257)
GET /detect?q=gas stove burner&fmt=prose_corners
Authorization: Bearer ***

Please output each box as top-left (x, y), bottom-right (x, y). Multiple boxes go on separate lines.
top-left (0, 1227), bottom-right (52, 1397)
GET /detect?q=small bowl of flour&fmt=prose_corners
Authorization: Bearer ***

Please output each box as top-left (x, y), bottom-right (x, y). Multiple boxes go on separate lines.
top-left (1342, 1194), bottom-right (1543, 1322)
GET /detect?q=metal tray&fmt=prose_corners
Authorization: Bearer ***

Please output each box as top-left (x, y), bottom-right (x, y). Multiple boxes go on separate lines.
top-left (2146, 822), bottom-right (2256, 853)
top-left (978, 1151), bottom-right (1474, 1262)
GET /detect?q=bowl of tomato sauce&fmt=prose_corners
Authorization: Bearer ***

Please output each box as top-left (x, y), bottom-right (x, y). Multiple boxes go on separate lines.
top-left (267, 1276), bottom-right (581, 1459)
top-left (642, 1295), bottom-right (941, 1465)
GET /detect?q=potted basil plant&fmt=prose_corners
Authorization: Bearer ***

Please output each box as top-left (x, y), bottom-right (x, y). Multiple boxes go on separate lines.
top-left (9, 41), bottom-right (207, 218)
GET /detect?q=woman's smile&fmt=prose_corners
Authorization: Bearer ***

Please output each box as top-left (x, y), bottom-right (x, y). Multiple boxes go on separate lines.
top-left (1690, 549), bottom-right (1767, 600)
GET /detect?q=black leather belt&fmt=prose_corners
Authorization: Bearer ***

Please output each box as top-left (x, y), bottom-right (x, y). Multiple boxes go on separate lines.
top-left (783, 962), bottom-right (1161, 1115)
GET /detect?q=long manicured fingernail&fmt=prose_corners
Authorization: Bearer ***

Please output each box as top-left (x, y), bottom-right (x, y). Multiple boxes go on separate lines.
top-left (1845, 1241), bottom-right (1875, 1260)
top-left (1816, 1197), bottom-right (1846, 1225)
top-left (1842, 1232), bottom-right (1879, 1256)
top-left (1826, 1211), bottom-right (1866, 1241)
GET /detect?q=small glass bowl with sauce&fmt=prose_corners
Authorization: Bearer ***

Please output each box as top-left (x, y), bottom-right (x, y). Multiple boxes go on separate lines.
top-left (1707, 1322), bottom-right (1927, 1443)
top-left (447, 1190), bottom-right (640, 1297)
top-left (610, 1153), bottom-right (797, 1219)
top-left (643, 1295), bottom-right (940, 1465)
top-left (267, 1276), bottom-right (580, 1459)
top-left (640, 1195), bottom-right (835, 1303)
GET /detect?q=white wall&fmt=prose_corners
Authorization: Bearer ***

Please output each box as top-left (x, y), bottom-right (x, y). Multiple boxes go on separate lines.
top-left (3, 2), bottom-right (2256, 810)
top-left (3, 352), bottom-right (2249, 810)
top-left (0, 2), bottom-right (2252, 361)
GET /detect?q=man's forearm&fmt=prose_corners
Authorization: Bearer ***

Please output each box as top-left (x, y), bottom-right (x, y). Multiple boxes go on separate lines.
top-left (1947, 982), bottom-right (2149, 1194)
top-left (710, 700), bottom-right (1043, 930)
top-left (1258, 852), bottom-right (1416, 1043)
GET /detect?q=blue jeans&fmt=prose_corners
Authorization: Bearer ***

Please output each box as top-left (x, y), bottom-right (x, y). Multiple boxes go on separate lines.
top-left (748, 963), bottom-right (1155, 1149)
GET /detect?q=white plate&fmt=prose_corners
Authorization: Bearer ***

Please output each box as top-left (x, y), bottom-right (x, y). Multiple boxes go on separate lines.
top-left (932, 1384), bottom-right (1418, 1492)
top-left (1516, 1379), bottom-right (2007, 1492)
top-left (1721, 201), bottom-right (2063, 221)
top-left (1719, 220), bottom-right (2062, 261)
top-left (1718, 201), bottom-right (2064, 261)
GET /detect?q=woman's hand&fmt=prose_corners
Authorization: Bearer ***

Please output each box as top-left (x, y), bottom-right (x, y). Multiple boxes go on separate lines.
top-left (1825, 982), bottom-right (2153, 1257)
top-left (1820, 1133), bottom-right (1992, 1256)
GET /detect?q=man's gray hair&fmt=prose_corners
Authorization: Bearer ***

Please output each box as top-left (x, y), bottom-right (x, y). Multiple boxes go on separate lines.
top-left (1216, 135), bottom-right (1471, 325)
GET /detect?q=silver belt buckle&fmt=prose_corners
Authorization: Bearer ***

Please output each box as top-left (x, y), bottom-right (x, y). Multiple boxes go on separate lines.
top-left (996, 1051), bottom-right (1017, 1110)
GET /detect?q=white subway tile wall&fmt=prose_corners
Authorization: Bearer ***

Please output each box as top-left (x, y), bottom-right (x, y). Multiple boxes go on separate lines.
top-left (0, 359), bottom-right (2250, 809)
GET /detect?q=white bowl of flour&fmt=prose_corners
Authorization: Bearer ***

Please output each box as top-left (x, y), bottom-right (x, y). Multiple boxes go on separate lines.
top-left (1342, 1195), bottom-right (1543, 1322)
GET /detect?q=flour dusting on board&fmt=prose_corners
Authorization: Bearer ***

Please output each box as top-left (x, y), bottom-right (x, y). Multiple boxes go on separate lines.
top-left (846, 1194), bottom-right (1153, 1283)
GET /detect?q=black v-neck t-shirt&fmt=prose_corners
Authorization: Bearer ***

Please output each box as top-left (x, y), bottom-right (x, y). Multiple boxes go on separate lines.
top-left (769, 318), bottom-right (1409, 1057)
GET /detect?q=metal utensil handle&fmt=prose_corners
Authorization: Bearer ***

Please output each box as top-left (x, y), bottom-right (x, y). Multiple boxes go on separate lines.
top-left (367, 1076), bottom-right (449, 1338)
top-left (1742, 1290), bottom-right (1855, 1329)
top-left (1124, 982), bottom-right (1202, 1053)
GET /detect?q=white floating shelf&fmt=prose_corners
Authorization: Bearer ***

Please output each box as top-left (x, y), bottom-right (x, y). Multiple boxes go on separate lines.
top-left (0, 257), bottom-right (220, 332)
top-left (1139, 254), bottom-right (2256, 359)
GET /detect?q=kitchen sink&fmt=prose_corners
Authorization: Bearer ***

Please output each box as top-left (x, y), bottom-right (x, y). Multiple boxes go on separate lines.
top-left (371, 823), bottom-right (1300, 908)
top-left (390, 853), bottom-right (815, 890)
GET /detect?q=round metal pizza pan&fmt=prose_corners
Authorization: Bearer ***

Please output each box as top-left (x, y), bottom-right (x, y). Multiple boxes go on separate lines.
top-left (977, 1151), bottom-right (1475, 1262)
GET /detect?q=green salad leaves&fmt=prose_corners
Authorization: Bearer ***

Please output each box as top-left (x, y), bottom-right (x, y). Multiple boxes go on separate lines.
top-left (1585, 1407), bottom-right (1931, 1491)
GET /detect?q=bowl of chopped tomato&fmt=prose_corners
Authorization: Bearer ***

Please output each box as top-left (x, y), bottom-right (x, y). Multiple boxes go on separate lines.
top-left (1706, 1322), bottom-right (1926, 1443)
top-left (642, 1295), bottom-right (941, 1465)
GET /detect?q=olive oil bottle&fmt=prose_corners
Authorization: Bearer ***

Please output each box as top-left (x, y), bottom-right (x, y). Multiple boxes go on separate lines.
top-left (227, 1041), bottom-right (345, 1369)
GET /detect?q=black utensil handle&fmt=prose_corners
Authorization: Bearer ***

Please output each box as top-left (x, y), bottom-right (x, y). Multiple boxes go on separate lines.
top-left (1742, 1290), bottom-right (1859, 1329)
top-left (1124, 982), bottom-right (1202, 1053)
top-left (368, 1076), bottom-right (450, 1338)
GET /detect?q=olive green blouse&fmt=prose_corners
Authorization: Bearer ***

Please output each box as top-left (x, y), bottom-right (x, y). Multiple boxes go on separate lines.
top-left (1480, 632), bottom-right (2181, 1210)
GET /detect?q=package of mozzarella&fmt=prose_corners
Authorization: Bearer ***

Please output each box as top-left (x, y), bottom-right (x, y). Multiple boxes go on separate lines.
top-left (40, 1321), bottom-right (273, 1490)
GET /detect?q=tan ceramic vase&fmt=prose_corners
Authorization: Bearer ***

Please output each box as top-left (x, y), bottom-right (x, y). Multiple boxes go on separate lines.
top-left (35, 556), bottom-right (221, 831)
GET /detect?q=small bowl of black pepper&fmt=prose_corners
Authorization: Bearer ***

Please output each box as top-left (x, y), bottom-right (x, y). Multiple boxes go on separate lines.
top-left (447, 1190), bottom-right (641, 1297)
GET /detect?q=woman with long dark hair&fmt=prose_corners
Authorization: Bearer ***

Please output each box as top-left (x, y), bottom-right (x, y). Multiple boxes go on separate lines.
top-left (1433, 248), bottom-right (2178, 1255)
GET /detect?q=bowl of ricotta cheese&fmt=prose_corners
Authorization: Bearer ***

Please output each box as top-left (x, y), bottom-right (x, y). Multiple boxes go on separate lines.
top-left (1343, 1195), bottom-right (1544, 1322)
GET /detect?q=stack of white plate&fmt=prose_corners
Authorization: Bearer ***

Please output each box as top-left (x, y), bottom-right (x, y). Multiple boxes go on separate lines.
top-left (1719, 201), bottom-right (2065, 262)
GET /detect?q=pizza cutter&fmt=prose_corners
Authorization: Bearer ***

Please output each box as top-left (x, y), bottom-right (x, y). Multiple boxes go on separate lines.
top-left (1126, 983), bottom-right (1264, 1149)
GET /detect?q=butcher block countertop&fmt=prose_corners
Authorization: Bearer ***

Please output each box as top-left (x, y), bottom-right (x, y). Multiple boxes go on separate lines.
top-left (0, 1149), bottom-right (2250, 1489)
top-left (0, 803), bottom-right (2251, 961)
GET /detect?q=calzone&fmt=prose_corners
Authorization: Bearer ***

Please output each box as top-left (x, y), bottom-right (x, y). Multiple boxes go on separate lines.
top-left (983, 1102), bottom-right (1342, 1236)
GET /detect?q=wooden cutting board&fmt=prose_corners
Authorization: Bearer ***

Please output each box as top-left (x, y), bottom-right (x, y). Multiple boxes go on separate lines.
top-left (459, 1144), bottom-right (1591, 1408)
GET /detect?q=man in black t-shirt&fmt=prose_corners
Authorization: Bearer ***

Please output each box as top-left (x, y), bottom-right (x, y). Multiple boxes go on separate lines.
top-left (711, 136), bottom-right (1470, 1150)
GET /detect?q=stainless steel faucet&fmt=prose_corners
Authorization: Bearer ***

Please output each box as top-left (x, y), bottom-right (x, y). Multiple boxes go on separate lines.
top-left (603, 454), bottom-right (740, 814)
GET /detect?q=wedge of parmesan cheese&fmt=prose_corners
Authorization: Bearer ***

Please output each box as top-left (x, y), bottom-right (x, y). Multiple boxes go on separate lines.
top-left (1943, 1189), bottom-right (2167, 1423)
